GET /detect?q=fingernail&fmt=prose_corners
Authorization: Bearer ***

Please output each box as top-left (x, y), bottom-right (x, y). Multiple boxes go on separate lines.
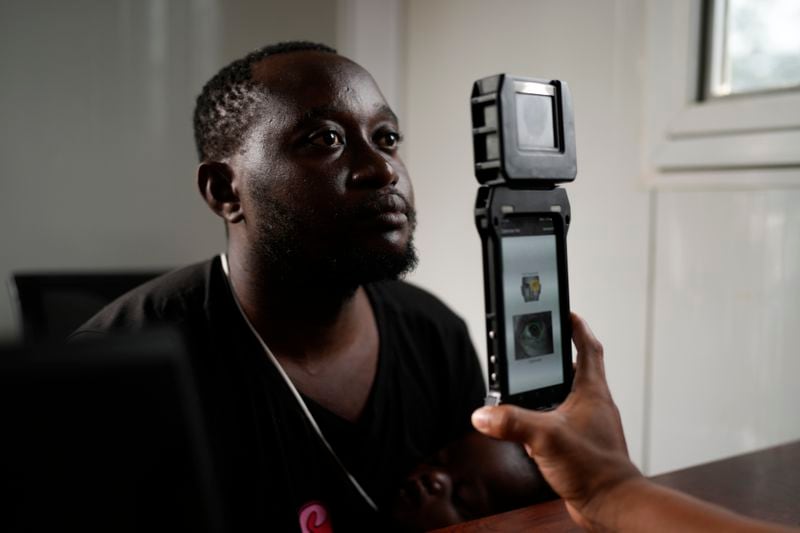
top-left (472, 408), bottom-right (491, 430)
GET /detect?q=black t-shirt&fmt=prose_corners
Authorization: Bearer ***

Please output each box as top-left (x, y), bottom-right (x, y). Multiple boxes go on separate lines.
top-left (72, 256), bottom-right (486, 532)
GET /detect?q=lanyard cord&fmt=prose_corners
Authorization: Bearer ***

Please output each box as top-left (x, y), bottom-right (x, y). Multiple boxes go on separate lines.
top-left (219, 253), bottom-right (378, 512)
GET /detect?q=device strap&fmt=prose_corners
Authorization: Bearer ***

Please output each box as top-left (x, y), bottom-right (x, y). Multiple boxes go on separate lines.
top-left (219, 253), bottom-right (378, 512)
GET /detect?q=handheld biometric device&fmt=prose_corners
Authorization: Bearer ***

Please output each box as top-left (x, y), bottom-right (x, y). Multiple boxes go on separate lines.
top-left (472, 74), bottom-right (576, 410)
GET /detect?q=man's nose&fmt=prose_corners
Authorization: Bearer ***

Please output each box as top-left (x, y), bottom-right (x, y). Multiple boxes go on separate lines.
top-left (348, 141), bottom-right (398, 189)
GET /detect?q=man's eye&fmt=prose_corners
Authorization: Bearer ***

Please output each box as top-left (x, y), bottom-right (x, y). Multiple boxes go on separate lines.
top-left (376, 131), bottom-right (402, 149)
top-left (310, 130), bottom-right (344, 147)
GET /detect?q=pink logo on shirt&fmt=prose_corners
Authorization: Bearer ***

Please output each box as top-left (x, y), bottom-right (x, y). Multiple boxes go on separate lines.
top-left (299, 501), bottom-right (333, 533)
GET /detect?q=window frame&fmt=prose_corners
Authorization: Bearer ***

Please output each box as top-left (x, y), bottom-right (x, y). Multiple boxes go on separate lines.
top-left (642, 0), bottom-right (800, 187)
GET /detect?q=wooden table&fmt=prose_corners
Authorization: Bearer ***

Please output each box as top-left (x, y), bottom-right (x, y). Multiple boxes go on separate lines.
top-left (435, 440), bottom-right (800, 532)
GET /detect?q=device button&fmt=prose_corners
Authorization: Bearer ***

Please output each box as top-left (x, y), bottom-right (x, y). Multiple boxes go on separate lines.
top-left (489, 355), bottom-right (496, 364)
top-left (490, 372), bottom-right (497, 383)
top-left (488, 330), bottom-right (495, 339)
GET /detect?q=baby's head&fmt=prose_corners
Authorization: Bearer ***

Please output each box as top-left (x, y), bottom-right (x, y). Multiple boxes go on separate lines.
top-left (390, 431), bottom-right (553, 531)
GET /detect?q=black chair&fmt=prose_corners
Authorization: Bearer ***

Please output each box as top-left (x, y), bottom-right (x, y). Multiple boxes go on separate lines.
top-left (9, 271), bottom-right (165, 342)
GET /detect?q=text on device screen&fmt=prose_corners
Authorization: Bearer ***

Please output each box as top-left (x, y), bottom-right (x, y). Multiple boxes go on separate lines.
top-left (500, 217), bottom-right (564, 395)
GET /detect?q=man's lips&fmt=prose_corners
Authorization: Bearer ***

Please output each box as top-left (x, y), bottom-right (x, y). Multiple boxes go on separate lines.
top-left (359, 193), bottom-right (411, 228)
top-left (372, 211), bottom-right (408, 227)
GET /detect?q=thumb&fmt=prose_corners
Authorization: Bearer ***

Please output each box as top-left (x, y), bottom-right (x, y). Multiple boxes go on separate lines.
top-left (472, 405), bottom-right (549, 444)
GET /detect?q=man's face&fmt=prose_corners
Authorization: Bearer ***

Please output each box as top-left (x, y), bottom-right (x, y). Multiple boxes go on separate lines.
top-left (231, 51), bottom-right (416, 289)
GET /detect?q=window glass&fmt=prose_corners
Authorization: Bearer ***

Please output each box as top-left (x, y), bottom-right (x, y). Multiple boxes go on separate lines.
top-left (708, 0), bottom-right (800, 97)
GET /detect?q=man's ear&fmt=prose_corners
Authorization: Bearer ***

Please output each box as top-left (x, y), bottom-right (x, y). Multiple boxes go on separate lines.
top-left (197, 161), bottom-right (244, 224)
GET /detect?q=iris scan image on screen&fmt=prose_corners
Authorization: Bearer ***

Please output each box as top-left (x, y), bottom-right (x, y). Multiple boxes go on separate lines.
top-left (513, 311), bottom-right (553, 359)
top-left (501, 218), bottom-right (564, 395)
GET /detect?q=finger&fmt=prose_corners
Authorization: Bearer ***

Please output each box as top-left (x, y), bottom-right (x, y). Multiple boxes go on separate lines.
top-left (570, 312), bottom-right (605, 387)
top-left (472, 404), bottom-right (549, 445)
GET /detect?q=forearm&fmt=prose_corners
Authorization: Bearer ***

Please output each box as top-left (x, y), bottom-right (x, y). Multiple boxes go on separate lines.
top-left (587, 478), bottom-right (796, 533)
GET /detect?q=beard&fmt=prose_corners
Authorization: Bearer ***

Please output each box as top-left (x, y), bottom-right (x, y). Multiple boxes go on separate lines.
top-left (249, 190), bottom-right (418, 300)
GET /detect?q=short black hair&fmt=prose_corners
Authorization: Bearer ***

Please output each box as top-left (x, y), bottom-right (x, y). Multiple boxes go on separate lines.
top-left (192, 40), bottom-right (337, 162)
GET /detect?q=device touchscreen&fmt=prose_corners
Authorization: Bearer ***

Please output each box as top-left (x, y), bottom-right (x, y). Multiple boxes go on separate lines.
top-left (500, 215), bottom-right (565, 395)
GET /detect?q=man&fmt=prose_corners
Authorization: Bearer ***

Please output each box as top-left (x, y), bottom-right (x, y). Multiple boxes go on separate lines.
top-left (73, 41), bottom-right (485, 531)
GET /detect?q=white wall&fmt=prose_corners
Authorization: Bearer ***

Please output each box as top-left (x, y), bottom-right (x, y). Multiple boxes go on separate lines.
top-left (647, 188), bottom-right (800, 474)
top-left (0, 0), bottom-right (338, 339)
top-left (403, 0), bottom-right (651, 467)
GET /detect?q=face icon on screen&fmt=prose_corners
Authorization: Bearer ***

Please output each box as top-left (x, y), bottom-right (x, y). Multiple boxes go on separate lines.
top-left (513, 311), bottom-right (554, 360)
top-left (520, 274), bottom-right (541, 302)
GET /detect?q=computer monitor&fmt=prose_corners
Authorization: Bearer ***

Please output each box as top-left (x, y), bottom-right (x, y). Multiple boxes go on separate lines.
top-left (0, 328), bottom-right (226, 532)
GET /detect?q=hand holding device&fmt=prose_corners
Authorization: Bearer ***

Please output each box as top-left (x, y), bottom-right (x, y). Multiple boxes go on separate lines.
top-left (473, 314), bottom-right (795, 533)
top-left (471, 312), bottom-right (639, 531)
